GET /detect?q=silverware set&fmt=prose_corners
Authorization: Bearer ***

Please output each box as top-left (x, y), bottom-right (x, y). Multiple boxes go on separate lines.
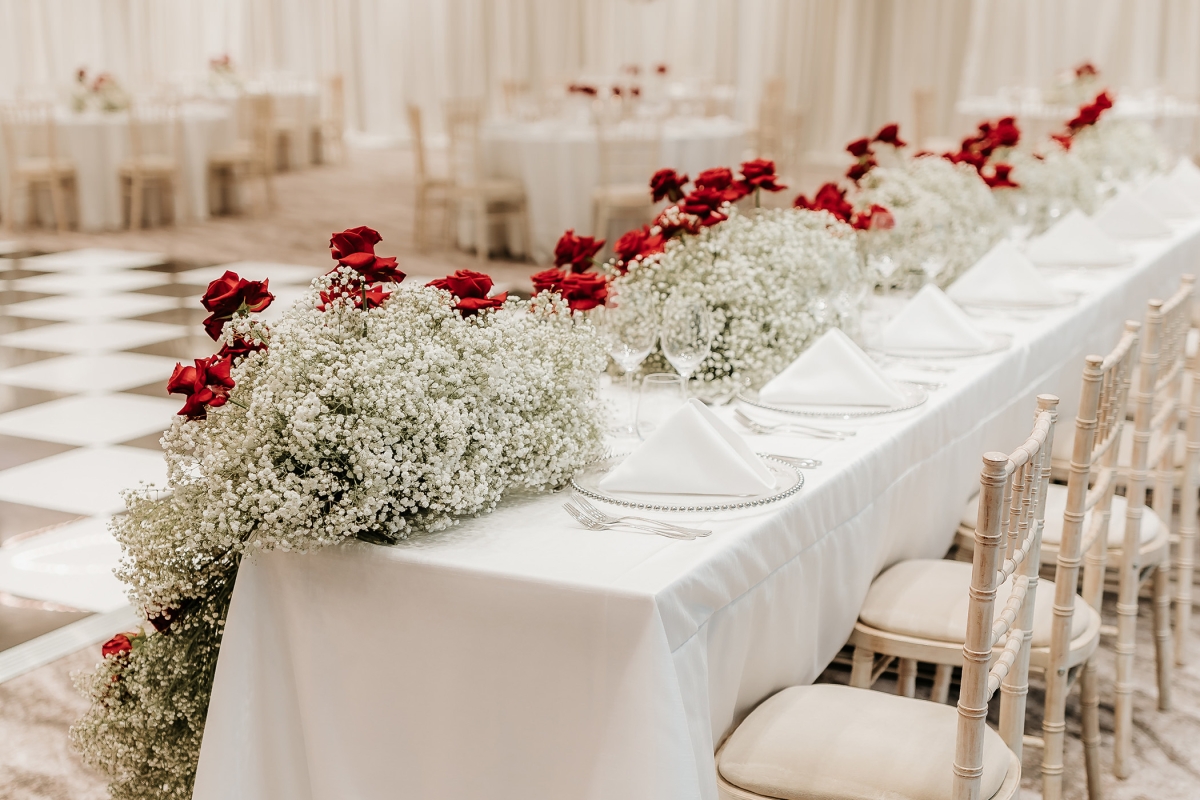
top-left (563, 494), bottom-right (711, 539)
top-left (734, 409), bottom-right (851, 442)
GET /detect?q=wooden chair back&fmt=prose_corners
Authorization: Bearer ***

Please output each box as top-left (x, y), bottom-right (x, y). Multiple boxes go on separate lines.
top-left (756, 77), bottom-right (785, 159)
top-left (127, 100), bottom-right (182, 165)
top-left (407, 104), bottom-right (431, 184)
top-left (955, 395), bottom-right (1058, 799)
top-left (0, 102), bottom-right (61, 168)
top-left (596, 119), bottom-right (661, 190)
top-left (443, 97), bottom-right (485, 187)
top-left (1176, 321), bottom-right (1200, 664)
top-left (913, 87), bottom-right (936, 150)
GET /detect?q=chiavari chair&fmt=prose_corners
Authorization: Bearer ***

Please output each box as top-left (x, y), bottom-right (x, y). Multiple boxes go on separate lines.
top-left (443, 97), bottom-right (529, 262)
top-left (1175, 331), bottom-right (1200, 667)
top-left (593, 118), bottom-right (661, 245)
top-left (0, 102), bottom-right (78, 233)
top-left (118, 100), bottom-right (185, 229)
top-left (716, 397), bottom-right (1057, 800)
top-left (405, 104), bottom-right (452, 251)
top-left (316, 74), bottom-right (346, 165)
top-left (207, 93), bottom-right (276, 216)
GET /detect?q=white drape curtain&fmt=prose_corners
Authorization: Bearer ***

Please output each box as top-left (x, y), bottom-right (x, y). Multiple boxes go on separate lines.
top-left (1, 0), bottom-right (1197, 154)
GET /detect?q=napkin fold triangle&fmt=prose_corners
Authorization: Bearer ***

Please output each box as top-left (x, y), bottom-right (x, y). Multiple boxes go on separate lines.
top-left (1169, 158), bottom-right (1200, 207)
top-left (1025, 209), bottom-right (1131, 267)
top-left (947, 240), bottom-right (1068, 306)
top-left (1094, 191), bottom-right (1172, 239)
top-left (599, 399), bottom-right (776, 496)
top-left (881, 285), bottom-right (992, 352)
top-left (760, 327), bottom-right (906, 407)
top-left (1138, 175), bottom-right (1199, 220)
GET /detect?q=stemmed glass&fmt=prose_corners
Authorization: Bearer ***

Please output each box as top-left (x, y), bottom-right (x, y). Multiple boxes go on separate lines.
top-left (660, 295), bottom-right (713, 396)
top-left (593, 301), bottom-right (658, 436)
top-left (1008, 199), bottom-right (1033, 248)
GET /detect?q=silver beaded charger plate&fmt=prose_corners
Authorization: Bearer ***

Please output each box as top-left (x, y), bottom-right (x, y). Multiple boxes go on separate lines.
top-left (735, 382), bottom-right (928, 419)
top-left (570, 455), bottom-right (803, 513)
top-left (867, 331), bottom-right (1011, 360)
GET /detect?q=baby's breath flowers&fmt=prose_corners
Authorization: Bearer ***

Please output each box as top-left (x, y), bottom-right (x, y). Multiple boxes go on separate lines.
top-left (71, 228), bottom-right (607, 800)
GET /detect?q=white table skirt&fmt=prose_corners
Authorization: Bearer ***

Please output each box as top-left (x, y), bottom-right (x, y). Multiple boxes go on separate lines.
top-left (0, 106), bottom-right (237, 231)
top-left (479, 117), bottom-right (748, 263)
top-left (194, 222), bottom-right (1200, 800)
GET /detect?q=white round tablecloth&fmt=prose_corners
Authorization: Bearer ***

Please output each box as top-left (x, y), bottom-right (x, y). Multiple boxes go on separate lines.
top-left (0, 104), bottom-right (236, 231)
top-left (482, 116), bottom-right (748, 263)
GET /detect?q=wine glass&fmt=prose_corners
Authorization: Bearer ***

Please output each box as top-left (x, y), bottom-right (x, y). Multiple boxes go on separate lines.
top-left (636, 373), bottom-right (686, 439)
top-left (1008, 199), bottom-right (1033, 247)
top-left (660, 295), bottom-right (713, 395)
top-left (592, 302), bottom-right (658, 437)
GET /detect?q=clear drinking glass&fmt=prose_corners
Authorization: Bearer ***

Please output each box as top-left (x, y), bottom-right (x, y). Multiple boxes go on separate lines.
top-left (636, 373), bottom-right (686, 440)
top-left (593, 302), bottom-right (658, 436)
top-left (1008, 199), bottom-right (1033, 247)
top-left (660, 296), bottom-right (713, 395)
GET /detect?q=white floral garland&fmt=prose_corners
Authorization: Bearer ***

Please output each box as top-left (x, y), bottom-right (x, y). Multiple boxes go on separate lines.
top-left (1068, 117), bottom-right (1169, 185)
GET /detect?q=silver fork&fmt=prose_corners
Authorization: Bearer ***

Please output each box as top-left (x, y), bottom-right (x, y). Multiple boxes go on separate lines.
top-left (734, 409), bottom-right (853, 440)
top-left (572, 494), bottom-right (711, 537)
top-left (563, 501), bottom-right (709, 539)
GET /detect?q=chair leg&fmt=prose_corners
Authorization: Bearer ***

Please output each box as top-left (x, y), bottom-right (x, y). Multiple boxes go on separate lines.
top-left (1178, 509), bottom-right (1196, 666)
top-left (849, 646), bottom-right (875, 689)
top-left (930, 664), bottom-right (953, 704)
top-left (474, 199), bottom-right (489, 262)
top-left (594, 201), bottom-right (609, 244)
top-left (896, 657), bottom-right (917, 698)
top-left (1153, 563), bottom-right (1173, 711)
top-left (518, 200), bottom-right (532, 262)
top-left (414, 188), bottom-right (427, 251)
top-left (49, 176), bottom-right (67, 234)
top-left (1080, 659), bottom-right (1103, 800)
top-left (1113, 548), bottom-right (1139, 778)
top-left (130, 175), bottom-right (144, 230)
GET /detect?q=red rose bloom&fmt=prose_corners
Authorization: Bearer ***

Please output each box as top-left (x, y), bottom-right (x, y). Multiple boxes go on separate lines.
top-left (531, 268), bottom-right (566, 294)
top-left (1051, 132), bottom-right (1074, 150)
top-left (329, 226), bottom-right (382, 259)
top-left (1075, 62), bottom-right (1098, 78)
top-left (851, 204), bottom-right (896, 231)
top-left (680, 186), bottom-right (728, 226)
top-left (872, 123), bottom-right (907, 148)
top-left (794, 183), bottom-right (854, 224)
top-left (846, 158), bottom-right (878, 182)
top-left (655, 64), bottom-right (668, 75)
top-left (1068, 91), bottom-right (1113, 131)
top-left (218, 335), bottom-right (266, 362)
top-left (102, 633), bottom-right (133, 659)
top-left (428, 270), bottom-right (507, 316)
top-left (200, 271), bottom-right (274, 340)
top-left (613, 225), bottom-right (666, 267)
top-left (846, 138), bottom-right (873, 158)
top-left (738, 158), bottom-right (786, 192)
top-left (167, 356), bottom-right (236, 420)
top-left (695, 166), bottom-right (750, 202)
top-left (336, 251), bottom-right (406, 284)
top-left (653, 208), bottom-right (702, 239)
top-left (559, 272), bottom-right (609, 312)
top-left (650, 168), bottom-right (689, 203)
top-left (982, 162), bottom-right (1019, 189)
top-left (553, 230), bottom-right (605, 272)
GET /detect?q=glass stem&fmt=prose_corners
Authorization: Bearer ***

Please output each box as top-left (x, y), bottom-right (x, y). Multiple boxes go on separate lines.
top-left (624, 368), bottom-right (635, 428)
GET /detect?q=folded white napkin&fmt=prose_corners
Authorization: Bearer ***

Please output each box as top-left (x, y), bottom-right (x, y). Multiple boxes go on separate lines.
top-left (880, 285), bottom-right (992, 352)
top-left (759, 327), bottom-right (906, 407)
top-left (1169, 158), bottom-right (1200, 207)
top-left (1094, 191), bottom-right (1172, 239)
top-left (599, 398), bottom-right (776, 496)
top-left (1025, 209), bottom-right (1131, 267)
top-left (947, 240), bottom-right (1069, 307)
top-left (1138, 175), bottom-right (1200, 220)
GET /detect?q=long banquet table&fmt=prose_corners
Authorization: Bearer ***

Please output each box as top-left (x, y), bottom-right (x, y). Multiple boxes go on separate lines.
top-left (193, 220), bottom-right (1200, 800)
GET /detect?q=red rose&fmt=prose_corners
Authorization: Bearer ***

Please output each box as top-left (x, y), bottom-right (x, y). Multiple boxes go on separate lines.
top-left (167, 356), bottom-right (235, 420)
top-left (680, 186), bottom-right (728, 226)
top-left (317, 281), bottom-right (391, 311)
top-left (559, 272), bottom-right (609, 312)
top-left (851, 204), bottom-right (895, 231)
top-left (428, 270), bottom-right (507, 316)
top-left (846, 158), bottom-right (877, 183)
top-left (329, 226), bottom-right (382, 259)
top-left (336, 251), bottom-right (406, 284)
top-left (531, 268), bottom-right (566, 294)
top-left (653, 208), bottom-right (701, 239)
top-left (738, 159), bottom-right (786, 192)
top-left (102, 633), bottom-right (133, 658)
top-left (569, 83), bottom-right (598, 96)
top-left (201, 271), bottom-right (274, 340)
top-left (794, 182), bottom-right (854, 224)
top-left (1075, 62), bottom-right (1098, 78)
top-left (1051, 132), bottom-right (1073, 150)
top-left (218, 335), bottom-right (266, 362)
top-left (613, 225), bottom-right (666, 267)
top-left (695, 166), bottom-right (750, 203)
top-left (655, 64), bottom-right (668, 75)
top-left (846, 138), bottom-right (873, 158)
top-left (650, 168), bottom-right (689, 203)
top-left (982, 162), bottom-right (1019, 189)
top-left (872, 124), bottom-right (907, 148)
top-left (553, 230), bottom-right (605, 272)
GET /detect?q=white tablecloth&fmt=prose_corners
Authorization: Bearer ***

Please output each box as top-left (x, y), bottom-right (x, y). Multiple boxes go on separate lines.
top-left (480, 117), bottom-right (748, 263)
top-left (0, 105), bottom-right (236, 231)
top-left (193, 222), bottom-right (1200, 800)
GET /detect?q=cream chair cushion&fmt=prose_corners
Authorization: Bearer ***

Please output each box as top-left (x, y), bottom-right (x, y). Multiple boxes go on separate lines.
top-left (718, 684), bottom-right (1012, 800)
top-left (859, 559), bottom-right (1091, 648)
top-left (960, 485), bottom-right (1162, 550)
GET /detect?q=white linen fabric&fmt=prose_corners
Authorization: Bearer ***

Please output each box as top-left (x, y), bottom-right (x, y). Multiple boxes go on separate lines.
top-left (193, 219), bottom-right (1200, 800)
top-left (480, 117), bottom-right (746, 263)
top-left (1170, 157), bottom-right (1200, 205)
top-left (600, 399), bottom-right (774, 496)
top-left (880, 284), bottom-right (991, 352)
top-left (1139, 174), bottom-right (1200, 221)
top-left (947, 239), bottom-right (1068, 306)
top-left (1095, 190), bottom-right (1173, 239)
top-left (759, 327), bottom-right (905, 407)
top-left (1026, 209), bottom-right (1131, 267)
top-left (0, 105), bottom-right (235, 231)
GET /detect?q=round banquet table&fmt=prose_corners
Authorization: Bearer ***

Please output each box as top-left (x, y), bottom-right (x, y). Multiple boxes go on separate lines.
top-left (0, 104), bottom-right (236, 231)
top-left (481, 116), bottom-right (748, 263)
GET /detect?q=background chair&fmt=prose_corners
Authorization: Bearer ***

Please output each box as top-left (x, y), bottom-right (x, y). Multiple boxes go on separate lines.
top-left (316, 74), bottom-right (346, 165)
top-left (443, 97), bottom-right (529, 262)
top-left (406, 104), bottom-right (452, 251)
top-left (593, 119), bottom-right (661, 246)
top-left (207, 93), bottom-right (276, 216)
top-left (119, 100), bottom-right (185, 229)
top-left (715, 398), bottom-right (1057, 800)
top-left (0, 102), bottom-right (78, 232)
